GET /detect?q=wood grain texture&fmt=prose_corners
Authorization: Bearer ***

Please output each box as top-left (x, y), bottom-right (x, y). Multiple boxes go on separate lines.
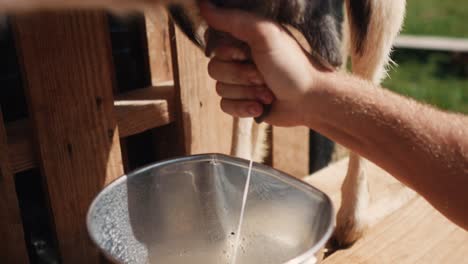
top-left (0, 109), bottom-right (29, 263)
top-left (8, 84), bottom-right (174, 173)
top-left (272, 127), bottom-right (309, 178)
top-left (144, 9), bottom-right (179, 162)
top-left (305, 159), bottom-right (467, 263)
top-left (6, 119), bottom-right (35, 174)
top-left (13, 11), bottom-right (124, 263)
top-left (170, 23), bottom-right (234, 155)
top-left (323, 197), bottom-right (468, 264)
top-left (145, 7), bottom-right (173, 84)
top-left (306, 158), bottom-right (416, 221)
top-left (114, 84), bottom-right (174, 137)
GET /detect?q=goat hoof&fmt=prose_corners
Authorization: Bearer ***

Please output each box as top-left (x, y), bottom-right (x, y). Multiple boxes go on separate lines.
top-left (328, 220), bottom-right (367, 251)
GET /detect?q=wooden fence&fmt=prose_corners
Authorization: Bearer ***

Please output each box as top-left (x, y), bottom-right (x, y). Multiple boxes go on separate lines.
top-left (395, 35), bottom-right (468, 53)
top-left (0, 9), bottom-right (309, 263)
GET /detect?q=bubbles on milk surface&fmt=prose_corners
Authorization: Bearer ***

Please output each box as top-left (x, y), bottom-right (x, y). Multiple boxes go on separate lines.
top-left (146, 156), bottom-right (304, 264)
top-left (230, 158), bottom-right (254, 264)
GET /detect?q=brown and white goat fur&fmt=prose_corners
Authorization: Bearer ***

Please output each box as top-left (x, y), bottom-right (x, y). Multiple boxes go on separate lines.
top-left (332, 0), bottom-right (408, 247)
top-left (0, 0), bottom-right (408, 249)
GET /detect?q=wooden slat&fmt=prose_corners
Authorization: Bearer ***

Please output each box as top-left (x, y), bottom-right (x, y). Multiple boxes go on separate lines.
top-left (0, 109), bottom-right (29, 263)
top-left (272, 126), bottom-right (309, 178)
top-left (145, 7), bottom-right (173, 83)
top-left (7, 84), bottom-right (174, 174)
top-left (115, 84), bottom-right (174, 138)
top-left (141, 9), bottom-right (179, 162)
top-left (13, 11), bottom-right (124, 263)
top-left (305, 158), bottom-right (415, 220)
top-left (323, 197), bottom-right (468, 264)
top-left (6, 119), bottom-right (34, 174)
top-left (305, 160), bottom-right (467, 263)
top-left (395, 35), bottom-right (468, 53)
top-left (170, 22), bottom-right (234, 155)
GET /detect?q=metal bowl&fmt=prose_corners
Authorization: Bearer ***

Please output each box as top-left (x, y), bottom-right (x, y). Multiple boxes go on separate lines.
top-left (87, 154), bottom-right (334, 264)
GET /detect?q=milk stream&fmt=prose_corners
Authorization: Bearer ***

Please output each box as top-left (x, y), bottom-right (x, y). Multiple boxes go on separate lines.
top-left (231, 158), bottom-right (254, 264)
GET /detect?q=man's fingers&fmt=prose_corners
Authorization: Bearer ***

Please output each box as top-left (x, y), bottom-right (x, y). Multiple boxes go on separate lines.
top-left (208, 59), bottom-right (264, 86)
top-left (212, 44), bottom-right (249, 61)
top-left (216, 82), bottom-right (274, 104)
top-left (220, 99), bottom-right (263, 118)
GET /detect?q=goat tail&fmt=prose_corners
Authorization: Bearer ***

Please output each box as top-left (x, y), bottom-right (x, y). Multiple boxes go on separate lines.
top-left (345, 0), bottom-right (406, 83)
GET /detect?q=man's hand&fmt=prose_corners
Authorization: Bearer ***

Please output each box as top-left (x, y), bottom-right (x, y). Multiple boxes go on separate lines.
top-left (200, 1), bottom-right (328, 126)
top-left (200, 1), bottom-right (468, 230)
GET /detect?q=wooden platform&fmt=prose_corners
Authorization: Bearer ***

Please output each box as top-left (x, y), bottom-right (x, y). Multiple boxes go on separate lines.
top-left (305, 159), bottom-right (468, 263)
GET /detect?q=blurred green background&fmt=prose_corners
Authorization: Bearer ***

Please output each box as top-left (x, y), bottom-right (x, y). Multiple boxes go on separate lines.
top-left (383, 0), bottom-right (468, 114)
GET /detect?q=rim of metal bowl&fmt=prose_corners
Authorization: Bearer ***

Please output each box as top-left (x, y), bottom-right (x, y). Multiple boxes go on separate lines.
top-left (87, 153), bottom-right (335, 264)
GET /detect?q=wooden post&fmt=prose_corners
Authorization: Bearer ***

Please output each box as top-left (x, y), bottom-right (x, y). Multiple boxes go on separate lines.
top-left (272, 127), bottom-right (310, 178)
top-left (0, 109), bottom-right (29, 263)
top-left (144, 8), bottom-right (181, 160)
top-left (13, 11), bottom-right (124, 263)
top-left (145, 7), bottom-right (174, 84)
top-left (170, 23), bottom-right (234, 155)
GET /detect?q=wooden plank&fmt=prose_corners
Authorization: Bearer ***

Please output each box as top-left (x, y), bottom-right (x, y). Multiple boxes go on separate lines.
top-left (170, 22), bottom-right (234, 155)
top-left (7, 84), bottom-right (174, 173)
top-left (305, 160), bottom-right (466, 263)
top-left (0, 109), bottom-right (29, 263)
top-left (6, 119), bottom-right (35, 174)
top-left (115, 84), bottom-right (172, 171)
top-left (114, 84), bottom-right (174, 137)
top-left (145, 7), bottom-right (173, 83)
top-left (305, 158), bottom-right (415, 220)
top-left (395, 35), bottom-right (468, 53)
top-left (272, 126), bottom-right (309, 178)
top-left (323, 197), bottom-right (468, 264)
top-left (13, 11), bottom-right (124, 263)
top-left (144, 10), bottom-right (180, 161)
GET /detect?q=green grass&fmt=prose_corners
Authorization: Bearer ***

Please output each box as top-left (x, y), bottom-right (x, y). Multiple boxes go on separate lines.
top-left (382, 1), bottom-right (468, 114)
top-left (384, 51), bottom-right (468, 114)
top-left (403, 0), bottom-right (468, 38)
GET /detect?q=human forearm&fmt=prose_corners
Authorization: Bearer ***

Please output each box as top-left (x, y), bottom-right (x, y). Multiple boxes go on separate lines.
top-left (199, 2), bottom-right (468, 229)
top-left (304, 72), bottom-right (468, 229)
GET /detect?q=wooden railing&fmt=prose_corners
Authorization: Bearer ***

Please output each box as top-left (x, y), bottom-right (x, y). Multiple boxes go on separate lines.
top-left (0, 8), bottom-right (310, 263)
top-left (395, 35), bottom-right (468, 53)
